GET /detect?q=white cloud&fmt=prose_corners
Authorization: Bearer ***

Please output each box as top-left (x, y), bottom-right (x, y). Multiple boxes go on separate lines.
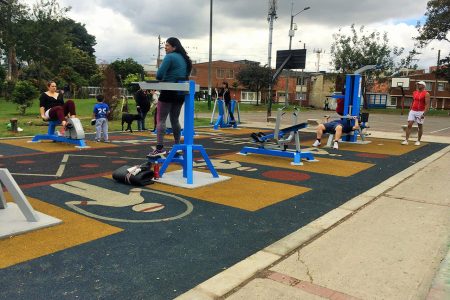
top-left (20, 0), bottom-right (449, 72)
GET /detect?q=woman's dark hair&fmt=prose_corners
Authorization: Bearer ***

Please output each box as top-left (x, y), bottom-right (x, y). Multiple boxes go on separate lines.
top-left (166, 37), bottom-right (192, 78)
top-left (222, 82), bottom-right (228, 88)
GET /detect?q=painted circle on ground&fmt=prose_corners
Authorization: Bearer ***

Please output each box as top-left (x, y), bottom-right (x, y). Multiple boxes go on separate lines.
top-left (356, 153), bottom-right (389, 159)
top-left (66, 189), bottom-right (193, 223)
top-left (16, 160), bottom-right (35, 164)
top-left (80, 164), bottom-right (100, 168)
top-left (262, 170), bottom-right (311, 181)
top-left (132, 203), bottom-right (165, 213)
top-left (111, 160), bottom-right (128, 164)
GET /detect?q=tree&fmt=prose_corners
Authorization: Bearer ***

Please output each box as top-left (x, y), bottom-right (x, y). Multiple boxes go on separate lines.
top-left (416, 0), bottom-right (450, 45)
top-left (0, 0), bottom-right (29, 81)
top-left (330, 24), bottom-right (416, 108)
top-left (236, 64), bottom-right (273, 105)
top-left (11, 80), bottom-right (38, 115)
top-left (330, 24), bottom-right (405, 74)
top-left (416, 0), bottom-right (450, 83)
top-left (8, 0), bottom-right (98, 91)
top-left (110, 58), bottom-right (144, 85)
top-left (60, 18), bottom-right (96, 56)
top-left (101, 65), bottom-right (121, 120)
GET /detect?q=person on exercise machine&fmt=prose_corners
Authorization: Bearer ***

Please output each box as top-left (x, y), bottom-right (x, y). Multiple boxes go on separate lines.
top-left (312, 116), bottom-right (360, 150)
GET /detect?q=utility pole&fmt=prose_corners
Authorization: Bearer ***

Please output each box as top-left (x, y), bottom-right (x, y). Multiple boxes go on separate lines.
top-left (267, 0), bottom-right (277, 119)
top-left (313, 48), bottom-right (322, 72)
top-left (207, 0), bottom-right (213, 110)
top-left (433, 49), bottom-right (441, 109)
top-left (267, 0), bottom-right (277, 68)
top-left (285, 2), bottom-right (310, 106)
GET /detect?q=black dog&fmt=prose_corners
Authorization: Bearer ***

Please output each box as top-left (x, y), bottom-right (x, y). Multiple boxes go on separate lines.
top-left (121, 113), bottom-right (141, 133)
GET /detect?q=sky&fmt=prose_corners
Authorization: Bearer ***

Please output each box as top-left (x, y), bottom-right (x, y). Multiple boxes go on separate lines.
top-left (22, 0), bottom-right (449, 73)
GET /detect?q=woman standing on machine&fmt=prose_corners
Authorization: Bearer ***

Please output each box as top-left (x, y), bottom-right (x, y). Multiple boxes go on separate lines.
top-left (218, 81), bottom-right (235, 124)
top-left (147, 37), bottom-right (192, 157)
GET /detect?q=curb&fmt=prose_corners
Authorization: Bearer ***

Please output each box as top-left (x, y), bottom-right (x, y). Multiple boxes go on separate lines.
top-left (175, 145), bottom-right (450, 299)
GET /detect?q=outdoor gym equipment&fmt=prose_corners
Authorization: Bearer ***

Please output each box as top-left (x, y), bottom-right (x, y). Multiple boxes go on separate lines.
top-left (330, 68), bottom-right (377, 144)
top-left (137, 80), bottom-right (219, 186)
top-left (240, 107), bottom-right (316, 165)
top-left (210, 98), bottom-right (240, 130)
top-left (31, 118), bottom-right (88, 148)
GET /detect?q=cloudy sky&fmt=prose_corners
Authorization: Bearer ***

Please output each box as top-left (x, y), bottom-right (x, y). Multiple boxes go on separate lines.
top-left (24, 0), bottom-right (449, 72)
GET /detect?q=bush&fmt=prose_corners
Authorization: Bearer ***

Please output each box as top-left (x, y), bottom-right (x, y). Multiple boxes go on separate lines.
top-left (12, 80), bottom-right (38, 115)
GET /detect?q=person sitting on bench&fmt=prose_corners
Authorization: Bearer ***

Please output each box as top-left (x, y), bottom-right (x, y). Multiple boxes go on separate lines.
top-left (312, 117), bottom-right (360, 150)
top-left (39, 81), bottom-right (77, 135)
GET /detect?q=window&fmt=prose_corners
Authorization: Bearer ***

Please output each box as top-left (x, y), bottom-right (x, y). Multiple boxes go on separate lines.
top-left (438, 82), bottom-right (446, 92)
top-left (425, 82), bottom-right (432, 91)
top-left (389, 97), bottom-right (397, 106)
top-left (296, 77), bottom-right (306, 85)
top-left (295, 92), bottom-right (306, 101)
top-left (241, 91), bottom-right (258, 103)
top-left (190, 68), bottom-right (197, 76)
top-left (216, 68), bottom-right (234, 79)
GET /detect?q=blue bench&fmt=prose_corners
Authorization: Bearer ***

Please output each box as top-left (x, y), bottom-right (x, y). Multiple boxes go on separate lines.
top-left (31, 120), bottom-right (88, 148)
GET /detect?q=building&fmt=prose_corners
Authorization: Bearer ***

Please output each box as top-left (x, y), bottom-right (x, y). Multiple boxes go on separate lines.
top-left (190, 60), bottom-right (305, 105)
top-left (390, 72), bottom-right (449, 110)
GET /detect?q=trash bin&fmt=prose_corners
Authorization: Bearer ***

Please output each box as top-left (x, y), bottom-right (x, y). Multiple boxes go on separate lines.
top-left (10, 118), bottom-right (18, 132)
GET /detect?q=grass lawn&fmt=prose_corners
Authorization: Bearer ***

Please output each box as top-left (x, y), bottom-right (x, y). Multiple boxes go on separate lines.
top-left (1, 97), bottom-right (448, 138)
top-left (0, 97), bottom-right (286, 138)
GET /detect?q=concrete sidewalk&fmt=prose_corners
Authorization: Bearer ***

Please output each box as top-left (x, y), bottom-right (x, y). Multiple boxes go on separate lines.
top-left (177, 117), bottom-right (450, 299)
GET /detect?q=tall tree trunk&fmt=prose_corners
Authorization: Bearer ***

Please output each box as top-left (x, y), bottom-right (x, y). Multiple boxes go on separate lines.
top-left (7, 46), bottom-right (18, 81)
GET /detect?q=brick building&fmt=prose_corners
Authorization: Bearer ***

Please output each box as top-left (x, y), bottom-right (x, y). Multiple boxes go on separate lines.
top-left (390, 72), bottom-right (449, 110)
top-left (190, 60), bottom-right (304, 105)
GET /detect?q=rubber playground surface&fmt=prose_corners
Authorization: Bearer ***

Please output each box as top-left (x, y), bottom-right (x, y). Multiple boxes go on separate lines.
top-left (0, 127), bottom-right (446, 299)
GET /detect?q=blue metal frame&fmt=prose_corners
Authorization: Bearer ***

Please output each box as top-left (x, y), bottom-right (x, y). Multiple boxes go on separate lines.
top-left (213, 99), bottom-right (238, 130)
top-left (31, 120), bottom-right (88, 148)
top-left (341, 74), bottom-right (362, 142)
top-left (240, 122), bottom-right (315, 165)
top-left (240, 146), bottom-right (315, 165)
top-left (150, 80), bottom-right (218, 185)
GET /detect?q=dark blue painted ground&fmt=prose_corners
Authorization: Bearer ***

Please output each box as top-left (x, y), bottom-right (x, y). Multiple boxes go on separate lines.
top-left (0, 130), bottom-right (445, 300)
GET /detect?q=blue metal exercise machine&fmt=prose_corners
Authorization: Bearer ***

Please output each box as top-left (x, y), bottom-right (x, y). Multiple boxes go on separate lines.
top-left (31, 118), bottom-right (88, 148)
top-left (210, 98), bottom-right (240, 130)
top-left (240, 107), bottom-right (316, 165)
top-left (138, 80), bottom-right (220, 186)
top-left (329, 65), bottom-right (379, 145)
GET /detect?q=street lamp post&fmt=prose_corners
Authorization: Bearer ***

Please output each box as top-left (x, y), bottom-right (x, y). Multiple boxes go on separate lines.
top-left (284, 4), bottom-right (310, 106)
top-left (207, 0), bottom-right (213, 110)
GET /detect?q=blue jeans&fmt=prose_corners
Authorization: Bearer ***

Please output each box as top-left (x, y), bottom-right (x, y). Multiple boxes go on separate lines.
top-left (137, 111), bottom-right (148, 131)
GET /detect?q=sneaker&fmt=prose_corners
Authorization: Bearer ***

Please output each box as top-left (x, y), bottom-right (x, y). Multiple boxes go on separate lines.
top-left (312, 140), bottom-right (321, 147)
top-left (173, 149), bottom-right (183, 158)
top-left (401, 140), bottom-right (409, 145)
top-left (58, 128), bottom-right (65, 136)
top-left (414, 141), bottom-right (421, 146)
top-left (146, 148), bottom-right (167, 158)
top-left (95, 139), bottom-right (101, 142)
top-left (333, 141), bottom-right (339, 150)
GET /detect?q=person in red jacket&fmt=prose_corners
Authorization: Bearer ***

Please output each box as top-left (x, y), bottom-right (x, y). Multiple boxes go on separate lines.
top-left (402, 81), bottom-right (430, 146)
